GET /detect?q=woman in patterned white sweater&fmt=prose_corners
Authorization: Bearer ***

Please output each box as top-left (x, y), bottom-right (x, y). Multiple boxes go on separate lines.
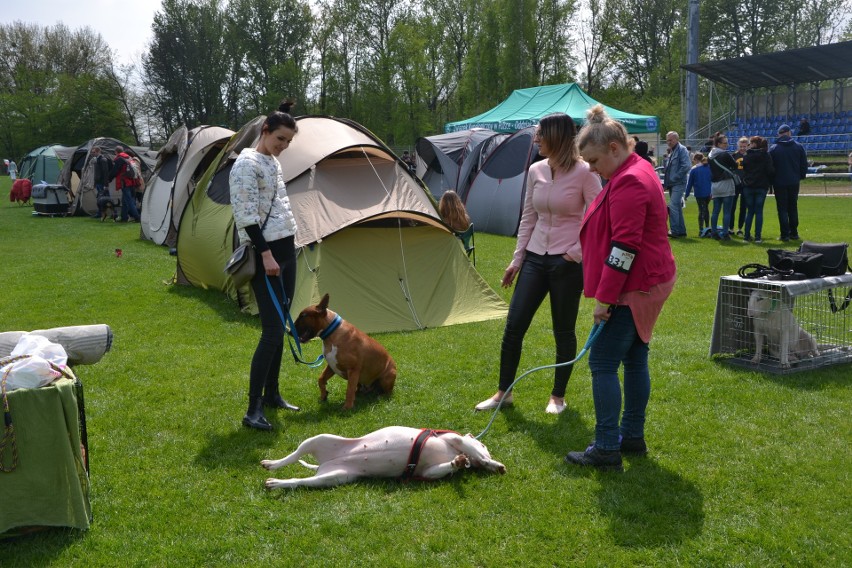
top-left (229, 102), bottom-right (299, 431)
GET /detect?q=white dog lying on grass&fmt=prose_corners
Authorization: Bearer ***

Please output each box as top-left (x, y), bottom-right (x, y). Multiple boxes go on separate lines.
top-left (262, 426), bottom-right (506, 489)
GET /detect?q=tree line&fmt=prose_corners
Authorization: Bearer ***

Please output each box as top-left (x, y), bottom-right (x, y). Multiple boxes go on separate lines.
top-left (2, 0), bottom-right (850, 160)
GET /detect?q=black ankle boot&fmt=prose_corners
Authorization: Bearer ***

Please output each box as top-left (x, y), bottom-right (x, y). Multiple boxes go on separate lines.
top-left (262, 392), bottom-right (301, 411)
top-left (243, 397), bottom-right (272, 431)
top-left (262, 382), bottom-right (301, 411)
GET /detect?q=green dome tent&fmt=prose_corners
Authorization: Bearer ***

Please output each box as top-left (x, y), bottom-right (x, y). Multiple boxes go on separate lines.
top-left (18, 144), bottom-right (74, 184)
top-left (445, 83), bottom-right (659, 134)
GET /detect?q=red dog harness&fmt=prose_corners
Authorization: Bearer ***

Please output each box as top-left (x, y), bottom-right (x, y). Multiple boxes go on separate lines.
top-left (401, 429), bottom-right (457, 480)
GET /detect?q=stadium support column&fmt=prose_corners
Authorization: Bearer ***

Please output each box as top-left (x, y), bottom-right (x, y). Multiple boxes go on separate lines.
top-left (685, 0), bottom-right (700, 143)
top-left (834, 79), bottom-right (843, 115)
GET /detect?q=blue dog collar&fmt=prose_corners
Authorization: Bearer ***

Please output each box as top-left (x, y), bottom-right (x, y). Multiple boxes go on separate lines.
top-left (319, 315), bottom-right (343, 340)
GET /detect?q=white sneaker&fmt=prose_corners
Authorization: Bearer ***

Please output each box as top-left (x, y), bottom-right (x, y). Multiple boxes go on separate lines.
top-left (545, 401), bottom-right (566, 414)
top-left (474, 393), bottom-right (513, 411)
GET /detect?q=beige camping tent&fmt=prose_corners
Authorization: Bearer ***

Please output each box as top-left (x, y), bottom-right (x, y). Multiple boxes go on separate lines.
top-left (176, 115), bottom-right (507, 333)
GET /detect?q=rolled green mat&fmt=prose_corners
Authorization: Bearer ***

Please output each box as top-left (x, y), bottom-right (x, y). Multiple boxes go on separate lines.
top-left (0, 325), bottom-right (113, 366)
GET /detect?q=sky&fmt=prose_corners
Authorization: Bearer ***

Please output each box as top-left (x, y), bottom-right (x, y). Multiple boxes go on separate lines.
top-left (7, 0), bottom-right (163, 65)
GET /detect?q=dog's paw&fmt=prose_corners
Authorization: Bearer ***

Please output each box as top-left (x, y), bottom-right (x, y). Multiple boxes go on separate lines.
top-left (750, 355), bottom-right (760, 365)
top-left (452, 454), bottom-right (471, 470)
top-left (260, 459), bottom-right (276, 471)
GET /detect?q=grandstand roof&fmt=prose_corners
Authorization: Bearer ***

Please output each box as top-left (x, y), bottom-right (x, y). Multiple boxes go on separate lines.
top-left (682, 41), bottom-right (852, 90)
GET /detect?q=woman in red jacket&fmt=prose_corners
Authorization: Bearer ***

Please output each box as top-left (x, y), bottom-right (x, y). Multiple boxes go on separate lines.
top-left (564, 105), bottom-right (676, 471)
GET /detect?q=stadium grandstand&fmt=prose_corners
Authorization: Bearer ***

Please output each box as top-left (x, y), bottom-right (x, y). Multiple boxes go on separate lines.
top-left (683, 41), bottom-right (852, 158)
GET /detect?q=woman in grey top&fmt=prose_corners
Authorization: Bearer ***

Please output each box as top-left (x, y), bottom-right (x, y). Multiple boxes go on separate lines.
top-left (707, 133), bottom-right (738, 241)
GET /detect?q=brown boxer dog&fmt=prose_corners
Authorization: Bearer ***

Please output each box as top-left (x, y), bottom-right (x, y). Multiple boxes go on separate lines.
top-left (293, 293), bottom-right (396, 409)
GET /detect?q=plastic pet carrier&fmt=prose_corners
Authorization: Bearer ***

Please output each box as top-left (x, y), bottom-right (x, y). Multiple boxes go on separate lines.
top-left (31, 183), bottom-right (71, 216)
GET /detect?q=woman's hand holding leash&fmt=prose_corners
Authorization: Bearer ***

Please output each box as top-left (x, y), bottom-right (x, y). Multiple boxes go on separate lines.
top-left (594, 300), bottom-right (612, 323)
top-left (262, 250), bottom-right (280, 276)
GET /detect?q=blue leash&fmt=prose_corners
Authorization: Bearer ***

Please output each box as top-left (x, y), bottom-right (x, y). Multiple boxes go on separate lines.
top-left (265, 275), bottom-right (325, 368)
top-left (474, 320), bottom-right (606, 440)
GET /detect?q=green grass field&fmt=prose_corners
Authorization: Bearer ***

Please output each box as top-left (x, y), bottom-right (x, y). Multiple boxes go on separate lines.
top-left (1, 176), bottom-right (850, 566)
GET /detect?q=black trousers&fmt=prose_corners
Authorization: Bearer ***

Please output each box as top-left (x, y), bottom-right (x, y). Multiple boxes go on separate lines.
top-left (774, 184), bottom-right (800, 239)
top-left (248, 236), bottom-right (297, 398)
top-left (499, 252), bottom-right (583, 398)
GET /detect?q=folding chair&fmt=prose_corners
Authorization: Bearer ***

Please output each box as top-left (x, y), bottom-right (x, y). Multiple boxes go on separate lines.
top-left (456, 223), bottom-right (476, 266)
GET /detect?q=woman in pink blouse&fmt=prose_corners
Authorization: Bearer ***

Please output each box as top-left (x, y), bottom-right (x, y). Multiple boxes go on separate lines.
top-left (475, 113), bottom-right (602, 415)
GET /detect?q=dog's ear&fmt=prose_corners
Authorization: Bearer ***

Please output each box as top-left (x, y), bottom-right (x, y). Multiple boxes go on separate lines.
top-left (318, 293), bottom-right (330, 312)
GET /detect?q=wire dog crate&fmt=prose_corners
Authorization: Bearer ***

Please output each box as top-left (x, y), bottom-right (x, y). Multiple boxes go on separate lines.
top-left (710, 274), bottom-right (852, 374)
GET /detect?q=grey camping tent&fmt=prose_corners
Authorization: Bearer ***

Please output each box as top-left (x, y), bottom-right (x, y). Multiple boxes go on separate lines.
top-left (175, 115), bottom-right (507, 333)
top-left (57, 138), bottom-right (155, 217)
top-left (141, 125), bottom-right (234, 246)
top-left (463, 126), bottom-right (542, 236)
top-left (414, 129), bottom-right (508, 201)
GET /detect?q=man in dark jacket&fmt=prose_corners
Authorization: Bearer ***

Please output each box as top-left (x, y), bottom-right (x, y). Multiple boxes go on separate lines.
top-left (92, 146), bottom-right (115, 220)
top-left (769, 124), bottom-right (808, 242)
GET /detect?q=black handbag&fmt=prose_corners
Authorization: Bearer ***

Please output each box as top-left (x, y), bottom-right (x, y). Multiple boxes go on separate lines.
top-left (223, 192), bottom-right (275, 288)
top-left (710, 156), bottom-right (743, 188)
top-left (798, 241), bottom-right (850, 276)
top-left (223, 243), bottom-right (256, 288)
top-left (767, 249), bottom-right (823, 279)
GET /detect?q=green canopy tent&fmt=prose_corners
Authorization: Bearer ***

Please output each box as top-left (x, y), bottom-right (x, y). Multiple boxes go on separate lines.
top-left (445, 83), bottom-right (659, 134)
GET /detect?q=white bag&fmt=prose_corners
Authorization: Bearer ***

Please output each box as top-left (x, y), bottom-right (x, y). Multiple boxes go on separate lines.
top-left (1, 334), bottom-right (68, 391)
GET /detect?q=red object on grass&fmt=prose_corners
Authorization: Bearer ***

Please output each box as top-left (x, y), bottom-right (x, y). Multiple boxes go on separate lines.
top-left (10, 179), bottom-right (32, 204)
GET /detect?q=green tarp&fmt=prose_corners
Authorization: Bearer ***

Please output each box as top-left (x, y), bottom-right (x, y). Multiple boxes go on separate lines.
top-left (445, 83), bottom-right (659, 134)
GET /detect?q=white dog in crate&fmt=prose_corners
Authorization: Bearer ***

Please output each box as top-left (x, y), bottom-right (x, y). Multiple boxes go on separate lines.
top-left (748, 289), bottom-right (819, 368)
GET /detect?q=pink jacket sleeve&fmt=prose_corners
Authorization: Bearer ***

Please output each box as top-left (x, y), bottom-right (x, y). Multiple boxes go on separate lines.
top-left (595, 172), bottom-right (652, 304)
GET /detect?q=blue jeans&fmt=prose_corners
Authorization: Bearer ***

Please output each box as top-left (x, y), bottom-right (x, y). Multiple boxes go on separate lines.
top-left (121, 186), bottom-right (141, 221)
top-left (742, 186), bottom-right (768, 239)
top-left (499, 252), bottom-right (583, 398)
top-left (588, 306), bottom-right (650, 450)
top-left (774, 184), bottom-right (800, 239)
top-left (710, 195), bottom-right (734, 237)
top-left (249, 237), bottom-right (297, 398)
top-left (667, 185), bottom-right (686, 235)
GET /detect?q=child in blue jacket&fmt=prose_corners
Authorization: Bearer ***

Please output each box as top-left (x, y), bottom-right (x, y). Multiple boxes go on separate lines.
top-left (685, 152), bottom-right (712, 237)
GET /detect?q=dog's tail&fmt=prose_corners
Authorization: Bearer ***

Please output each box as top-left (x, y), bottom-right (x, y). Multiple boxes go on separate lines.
top-left (298, 460), bottom-right (319, 470)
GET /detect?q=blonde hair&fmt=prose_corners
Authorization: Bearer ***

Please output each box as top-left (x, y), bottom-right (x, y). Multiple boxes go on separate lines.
top-left (538, 113), bottom-right (580, 170)
top-left (438, 190), bottom-right (471, 233)
top-left (692, 152), bottom-right (708, 165)
top-left (576, 104), bottom-right (629, 151)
